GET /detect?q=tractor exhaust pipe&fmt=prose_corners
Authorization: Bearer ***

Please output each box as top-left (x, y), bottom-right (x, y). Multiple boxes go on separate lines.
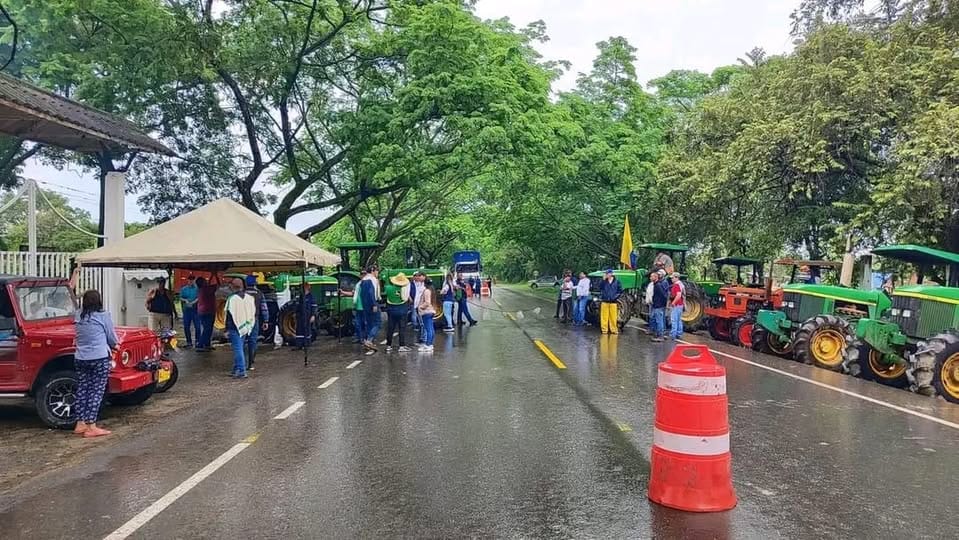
top-left (840, 234), bottom-right (855, 287)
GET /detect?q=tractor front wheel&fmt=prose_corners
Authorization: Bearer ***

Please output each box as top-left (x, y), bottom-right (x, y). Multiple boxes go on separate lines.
top-left (750, 325), bottom-right (793, 356)
top-left (706, 317), bottom-right (731, 341)
top-left (731, 316), bottom-right (754, 348)
top-left (913, 332), bottom-right (959, 403)
top-left (844, 337), bottom-right (908, 388)
top-left (616, 296), bottom-right (634, 330)
top-left (793, 315), bottom-right (853, 371)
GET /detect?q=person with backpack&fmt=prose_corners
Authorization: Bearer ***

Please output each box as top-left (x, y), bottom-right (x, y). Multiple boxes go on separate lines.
top-left (384, 272), bottom-right (412, 353)
top-left (145, 278), bottom-right (175, 332)
top-left (668, 272), bottom-right (685, 339)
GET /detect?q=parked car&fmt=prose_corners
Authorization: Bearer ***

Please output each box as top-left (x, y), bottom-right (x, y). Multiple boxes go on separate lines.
top-left (528, 275), bottom-right (560, 288)
top-left (0, 275), bottom-right (171, 429)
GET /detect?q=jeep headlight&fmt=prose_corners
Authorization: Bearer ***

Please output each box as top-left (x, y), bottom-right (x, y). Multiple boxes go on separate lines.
top-left (902, 309), bottom-right (912, 318)
top-left (891, 308), bottom-right (900, 316)
top-left (121, 351), bottom-right (131, 367)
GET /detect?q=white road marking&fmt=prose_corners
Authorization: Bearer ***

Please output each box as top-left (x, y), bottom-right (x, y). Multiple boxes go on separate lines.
top-left (676, 339), bottom-right (959, 431)
top-left (273, 401), bottom-right (306, 419)
top-left (318, 376), bottom-right (339, 389)
top-left (103, 442), bottom-right (251, 540)
top-left (346, 360), bottom-right (362, 369)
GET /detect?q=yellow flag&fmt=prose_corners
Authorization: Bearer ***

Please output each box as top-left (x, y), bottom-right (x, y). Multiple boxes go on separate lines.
top-left (620, 216), bottom-right (634, 269)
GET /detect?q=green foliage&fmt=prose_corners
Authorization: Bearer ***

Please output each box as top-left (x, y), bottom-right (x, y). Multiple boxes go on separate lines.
top-left (0, 189), bottom-right (97, 252)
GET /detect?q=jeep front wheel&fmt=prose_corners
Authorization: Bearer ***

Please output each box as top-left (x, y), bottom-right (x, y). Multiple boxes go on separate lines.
top-left (35, 370), bottom-right (78, 429)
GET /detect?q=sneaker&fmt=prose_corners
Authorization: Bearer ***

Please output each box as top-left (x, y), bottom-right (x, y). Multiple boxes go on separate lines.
top-left (363, 341), bottom-right (377, 352)
top-left (365, 350), bottom-right (375, 356)
top-left (469, 320), bottom-right (478, 327)
top-left (380, 339), bottom-right (388, 345)
top-left (444, 328), bottom-right (454, 333)
top-left (423, 345), bottom-right (434, 353)
top-left (248, 365), bottom-right (255, 371)
top-left (398, 346), bottom-right (412, 352)
top-left (652, 337), bottom-right (664, 342)
top-left (418, 345), bottom-right (429, 352)
top-left (386, 346), bottom-right (394, 353)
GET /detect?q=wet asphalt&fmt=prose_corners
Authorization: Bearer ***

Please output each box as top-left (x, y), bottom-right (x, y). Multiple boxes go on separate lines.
top-left (1, 286), bottom-right (957, 539)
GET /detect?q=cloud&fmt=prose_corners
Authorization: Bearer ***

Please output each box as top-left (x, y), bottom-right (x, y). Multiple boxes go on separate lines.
top-left (473, 0), bottom-right (797, 90)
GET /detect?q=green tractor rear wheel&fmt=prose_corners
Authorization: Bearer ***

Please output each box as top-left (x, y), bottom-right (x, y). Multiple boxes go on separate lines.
top-left (681, 281), bottom-right (706, 331)
top-left (793, 314), bottom-right (853, 371)
top-left (844, 337), bottom-right (908, 388)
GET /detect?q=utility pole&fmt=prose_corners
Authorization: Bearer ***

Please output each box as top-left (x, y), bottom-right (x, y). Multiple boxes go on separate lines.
top-left (27, 179), bottom-right (37, 275)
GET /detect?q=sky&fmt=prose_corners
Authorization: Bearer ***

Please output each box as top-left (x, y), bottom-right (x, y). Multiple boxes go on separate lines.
top-left (20, 0), bottom-right (800, 231)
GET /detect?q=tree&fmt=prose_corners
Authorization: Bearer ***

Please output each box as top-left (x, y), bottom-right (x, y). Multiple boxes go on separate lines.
top-left (0, 188), bottom-right (98, 252)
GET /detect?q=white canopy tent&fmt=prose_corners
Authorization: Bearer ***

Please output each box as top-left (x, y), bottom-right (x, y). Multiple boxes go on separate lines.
top-left (76, 198), bottom-right (340, 271)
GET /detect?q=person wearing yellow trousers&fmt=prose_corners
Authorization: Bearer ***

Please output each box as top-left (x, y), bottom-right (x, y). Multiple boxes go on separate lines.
top-left (598, 269), bottom-right (623, 334)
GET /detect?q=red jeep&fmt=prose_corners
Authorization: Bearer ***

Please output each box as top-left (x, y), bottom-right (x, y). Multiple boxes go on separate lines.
top-left (0, 275), bottom-right (169, 428)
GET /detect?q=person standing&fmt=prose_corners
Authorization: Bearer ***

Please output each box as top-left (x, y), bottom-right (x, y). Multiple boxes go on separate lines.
top-left (559, 275), bottom-right (574, 323)
top-left (244, 276), bottom-right (270, 371)
top-left (455, 272), bottom-right (477, 327)
top-left (651, 272), bottom-right (669, 342)
top-left (179, 275), bottom-right (200, 348)
top-left (574, 272), bottom-right (590, 326)
top-left (225, 278), bottom-right (255, 378)
top-left (195, 275), bottom-right (219, 351)
top-left (417, 279), bottom-right (436, 353)
top-left (599, 269), bottom-right (623, 335)
top-left (295, 285), bottom-right (316, 350)
top-left (72, 290), bottom-right (117, 438)
top-left (145, 278), bottom-right (175, 332)
top-left (410, 272), bottom-right (425, 345)
top-left (384, 273), bottom-right (412, 352)
top-left (359, 266), bottom-right (382, 353)
top-left (440, 273), bottom-right (456, 333)
top-left (668, 272), bottom-right (685, 340)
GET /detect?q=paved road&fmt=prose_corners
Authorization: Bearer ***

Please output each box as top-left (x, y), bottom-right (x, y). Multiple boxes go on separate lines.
top-left (1, 286), bottom-right (957, 539)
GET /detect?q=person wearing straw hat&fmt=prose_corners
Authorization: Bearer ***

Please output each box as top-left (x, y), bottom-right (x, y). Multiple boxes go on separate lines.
top-left (384, 272), bottom-right (412, 352)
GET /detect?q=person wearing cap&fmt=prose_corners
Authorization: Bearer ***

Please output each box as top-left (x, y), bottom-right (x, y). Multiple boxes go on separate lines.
top-left (668, 272), bottom-right (685, 339)
top-left (179, 275), bottom-right (200, 348)
top-left (651, 271), bottom-right (670, 342)
top-left (384, 273), bottom-right (412, 352)
top-left (245, 275), bottom-right (270, 370)
top-left (599, 269), bottom-right (623, 334)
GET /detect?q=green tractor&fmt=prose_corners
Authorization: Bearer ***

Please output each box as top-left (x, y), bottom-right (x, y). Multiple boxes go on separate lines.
top-left (752, 259), bottom-right (891, 371)
top-left (583, 243), bottom-right (708, 331)
top-left (843, 245), bottom-right (959, 403)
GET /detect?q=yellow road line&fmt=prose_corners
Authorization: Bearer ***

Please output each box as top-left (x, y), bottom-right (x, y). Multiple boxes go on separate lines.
top-left (534, 339), bottom-right (567, 370)
top-left (242, 433), bottom-right (260, 444)
top-left (505, 312), bottom-right (515, 321)
top-left (614, 421), bottom-right (632, 432)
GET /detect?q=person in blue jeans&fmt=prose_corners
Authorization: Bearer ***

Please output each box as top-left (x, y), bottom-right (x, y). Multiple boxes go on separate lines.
top-left (668, 272), bottom-right (685, 339)
top-left (440, 273), bottom-right (456, 332)
top-left (358, 267), bottom-right (381, 353)
top-left (417, 280), bottom-right (437, 352)
top-left (225, 278), bottom-right (256, 378)
top-left (179, 275), bottom-right (200, 347)
top-left (455, 273), bottom-right (477, 326)
top-left (650, 272), bottom-right (670, 342)
top-left (244, 276), bottom-right (270, 370)
top-left (573, 272), bottom-right (590, 325)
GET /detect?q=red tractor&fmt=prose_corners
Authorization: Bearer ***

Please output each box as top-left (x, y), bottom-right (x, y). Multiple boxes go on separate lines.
top-left (705, 257), bottom-right (783, 347)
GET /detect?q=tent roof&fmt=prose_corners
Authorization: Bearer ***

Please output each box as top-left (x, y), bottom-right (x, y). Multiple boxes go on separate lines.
top-left (75, 198), bottom-right (340, 270)
top-left (0, 72), bottom-right (173, 155)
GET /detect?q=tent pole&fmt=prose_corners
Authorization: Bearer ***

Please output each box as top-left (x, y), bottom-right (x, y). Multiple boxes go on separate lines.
top-left (303, 262), bottom-right (309, 367)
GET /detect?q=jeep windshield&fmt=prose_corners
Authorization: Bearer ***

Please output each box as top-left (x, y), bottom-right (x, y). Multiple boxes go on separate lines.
top-left (15, 283), bottom-right (76, 321)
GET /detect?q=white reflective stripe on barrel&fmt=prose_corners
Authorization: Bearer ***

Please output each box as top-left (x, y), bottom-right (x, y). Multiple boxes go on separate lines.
top-left (657, 370), bottom-right (726, 396)
top-left (653, 428), bottom-right (730, 456)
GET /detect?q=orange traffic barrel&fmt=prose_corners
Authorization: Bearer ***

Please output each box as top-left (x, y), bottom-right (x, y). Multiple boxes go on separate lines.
top-left (648, 344), bottom-right (737, 512)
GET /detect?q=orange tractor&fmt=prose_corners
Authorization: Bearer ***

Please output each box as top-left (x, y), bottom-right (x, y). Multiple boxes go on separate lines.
top-left (704, 257), bottom-right (783, 347)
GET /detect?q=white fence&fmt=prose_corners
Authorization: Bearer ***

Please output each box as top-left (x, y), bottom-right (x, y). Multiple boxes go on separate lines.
top-left (0, 251), bottom-right (103, 292)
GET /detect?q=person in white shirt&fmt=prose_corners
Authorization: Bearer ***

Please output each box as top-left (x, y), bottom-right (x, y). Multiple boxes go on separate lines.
top-left (559, 275), bottom-right (574, 322)
top-left (573, 272), bottom-right (591, 326)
